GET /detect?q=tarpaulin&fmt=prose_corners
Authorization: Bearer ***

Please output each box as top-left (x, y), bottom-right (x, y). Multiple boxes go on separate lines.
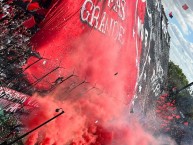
top-left (24, 0), bottom-right (146, 98)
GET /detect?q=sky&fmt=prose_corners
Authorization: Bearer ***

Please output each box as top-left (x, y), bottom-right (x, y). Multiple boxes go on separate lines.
top-left (162, 0), bottom-right (193, 82)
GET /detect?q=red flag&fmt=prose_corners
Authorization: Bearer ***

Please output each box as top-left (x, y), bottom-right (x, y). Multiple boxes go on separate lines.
top-left (23, 16), bottom-right (36, 28)
top-left (182, 4), bottom-right (189, 10)
top-left (169, 12), bottom-right (173, 18)
top-left (27, 2), bottom-right (40, 11)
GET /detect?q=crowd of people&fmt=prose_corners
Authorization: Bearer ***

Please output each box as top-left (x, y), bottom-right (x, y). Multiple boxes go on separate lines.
top-left (0, 0), bottom-right (52, 142)
top-left (0, 0), bottom-right (52, 92)
top-left (156, 84), bottom-right (193, 144)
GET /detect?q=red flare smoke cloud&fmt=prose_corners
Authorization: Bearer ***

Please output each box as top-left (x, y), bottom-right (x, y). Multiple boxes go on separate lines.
top-left (22, 0), bottom-right (159, 144)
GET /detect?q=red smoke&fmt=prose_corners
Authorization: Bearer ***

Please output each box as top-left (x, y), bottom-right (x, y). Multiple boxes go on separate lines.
top-left (23, 90), bottom-right (156, 145)
top-left (21, 0), bottom-right (157, 145)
